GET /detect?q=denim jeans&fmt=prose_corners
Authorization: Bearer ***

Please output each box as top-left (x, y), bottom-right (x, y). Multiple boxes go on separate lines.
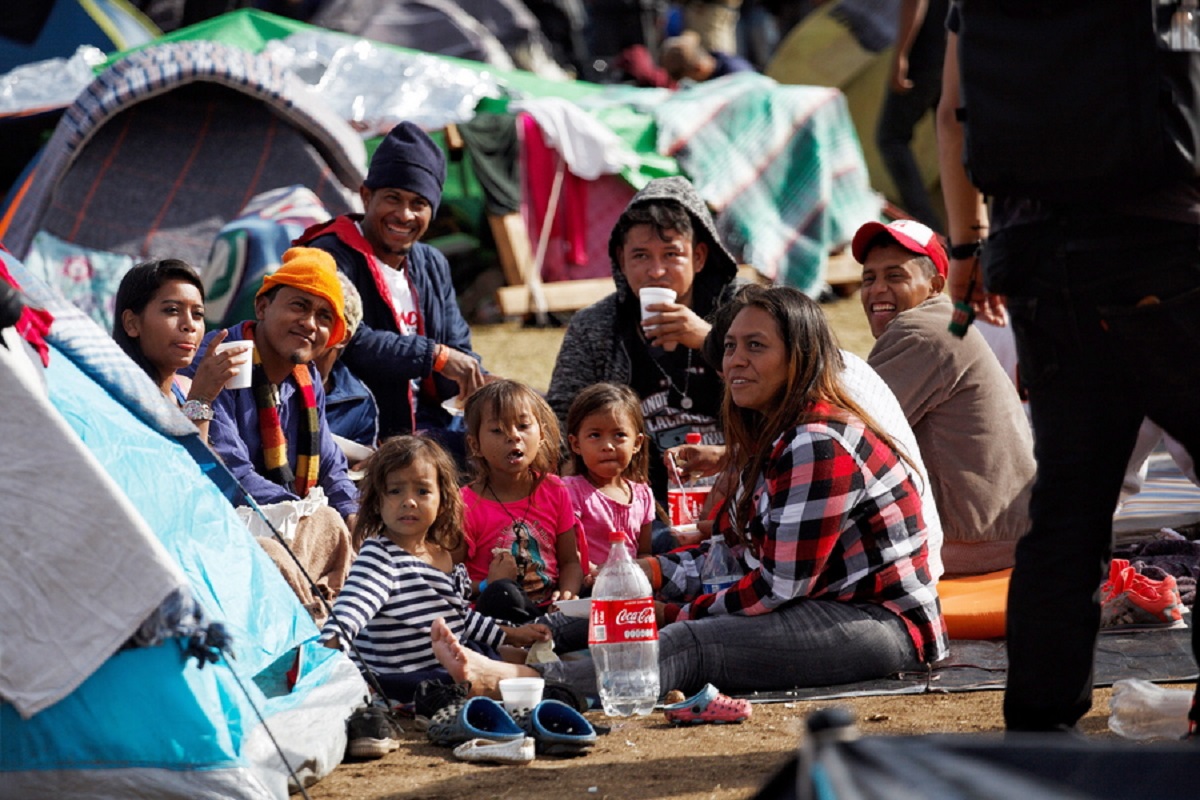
top-left (538, 600), bottom-right (919, 698)
top-left (985, 215), bottom-right (1200, 731)
top-left (876, 70), bottom-right (943, 230)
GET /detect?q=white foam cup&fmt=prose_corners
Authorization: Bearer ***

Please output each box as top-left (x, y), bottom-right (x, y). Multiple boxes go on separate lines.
top-left (499, 677), bottom-right (545, 715)
top-left (216, 340), bottom-right (254, 390)
top-left (639, 287), bottom-right (678, 351)
top-left (441, 394), bottom-right (465, 417)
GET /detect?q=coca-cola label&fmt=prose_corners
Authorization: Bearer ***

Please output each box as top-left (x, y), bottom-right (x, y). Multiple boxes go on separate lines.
top-left (588, 597), bottom-right (659, 645)
top-left (667, 486), bottom-right (711, 526)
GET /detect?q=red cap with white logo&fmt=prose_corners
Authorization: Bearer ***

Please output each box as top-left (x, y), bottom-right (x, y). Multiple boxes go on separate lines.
top-left (851, 219), bottom-right (948, 277)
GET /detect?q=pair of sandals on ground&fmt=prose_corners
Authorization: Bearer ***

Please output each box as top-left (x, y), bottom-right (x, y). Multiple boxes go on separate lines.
top-left (426, 682), bottom-right (754, 765)
top-left (346, 679), bottom-right (753, 764)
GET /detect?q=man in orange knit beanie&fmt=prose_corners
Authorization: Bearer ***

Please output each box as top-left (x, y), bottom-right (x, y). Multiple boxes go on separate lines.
top-left (187, 246), bottom-right (357, 623)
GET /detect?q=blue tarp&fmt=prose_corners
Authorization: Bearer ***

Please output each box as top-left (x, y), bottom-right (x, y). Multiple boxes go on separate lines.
top-left (0, 251), bottom-right (364, 797)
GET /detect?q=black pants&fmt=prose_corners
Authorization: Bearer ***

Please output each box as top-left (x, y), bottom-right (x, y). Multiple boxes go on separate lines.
top-left (476, 579), bottom-right (589, 653)
top-left (986, 215), bottom-right (1200, 731)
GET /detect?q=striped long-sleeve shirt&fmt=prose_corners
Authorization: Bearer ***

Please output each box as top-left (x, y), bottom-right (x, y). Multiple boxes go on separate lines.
top-left (659, 409), bottom-right (948, 665)
top-left (321, 537), bottom-right (505, 675)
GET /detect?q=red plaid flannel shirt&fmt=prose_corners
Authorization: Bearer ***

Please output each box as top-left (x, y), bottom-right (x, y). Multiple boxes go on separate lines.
top-left (662, 409), bottom-right (948, 665)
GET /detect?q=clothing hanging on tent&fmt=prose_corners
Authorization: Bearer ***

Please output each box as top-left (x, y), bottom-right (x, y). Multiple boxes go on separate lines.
top-left (457, 109), bottom-right (522, 215)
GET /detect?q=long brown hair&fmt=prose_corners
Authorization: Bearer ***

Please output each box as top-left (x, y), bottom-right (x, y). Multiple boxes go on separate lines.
top-left (353, 435), bottom-right (464, 551)
top-left (462, 379), bottom-right (561, 485)
top-left (710, 285), bottom-right (911, 543)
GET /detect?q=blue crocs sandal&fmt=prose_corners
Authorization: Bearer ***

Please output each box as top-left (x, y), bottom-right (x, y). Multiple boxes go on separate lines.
top-left (662, 684), bottom-right (752, 725)
top-left (426, 696), bottom-right (526, 747)
top-left (511, 699), bottom-right (597, 757)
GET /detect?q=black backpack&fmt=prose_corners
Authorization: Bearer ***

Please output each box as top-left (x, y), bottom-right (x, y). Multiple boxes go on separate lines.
top-left (956, 0), bottom-right (1200, 203)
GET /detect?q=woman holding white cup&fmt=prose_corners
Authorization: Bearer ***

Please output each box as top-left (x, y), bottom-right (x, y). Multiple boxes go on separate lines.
top-left (113, 259), bottom-right (251, 442)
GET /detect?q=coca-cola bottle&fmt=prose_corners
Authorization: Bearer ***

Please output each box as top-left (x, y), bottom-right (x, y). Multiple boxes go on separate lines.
top-left (589, 531), bottom-right (661, 716)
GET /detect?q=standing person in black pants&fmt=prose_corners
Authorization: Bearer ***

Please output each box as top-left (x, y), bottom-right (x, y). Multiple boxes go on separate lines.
top-left (938, 2), bottom-right (1200, 734)
top-left (877, 0), bottom-right (948, 230)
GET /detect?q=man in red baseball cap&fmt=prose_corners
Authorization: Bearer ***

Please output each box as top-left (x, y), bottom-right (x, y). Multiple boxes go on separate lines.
top-left (852, 219), bottom-right (1035, 576)
top-left (852, 218), bottom-right (948, 338)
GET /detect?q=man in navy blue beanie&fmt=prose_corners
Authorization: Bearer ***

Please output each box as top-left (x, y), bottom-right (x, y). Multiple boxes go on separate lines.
top-left (296, 121), bottom-right (487, 457)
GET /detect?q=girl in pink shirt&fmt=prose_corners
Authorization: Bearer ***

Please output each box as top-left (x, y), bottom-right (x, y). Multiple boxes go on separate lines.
top-left (563, 383), bottom-right (656, 568)
top-left (460, 380), bottom-right (583, 623)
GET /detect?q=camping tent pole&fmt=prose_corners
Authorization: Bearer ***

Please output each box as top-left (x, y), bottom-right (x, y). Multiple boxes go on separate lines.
top-left (527, 157), bottom-right (564, 326)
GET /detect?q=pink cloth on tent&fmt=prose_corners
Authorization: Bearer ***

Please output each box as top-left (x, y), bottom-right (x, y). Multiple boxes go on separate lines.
top-left (555, 173), bottom-right (638, 280)
top-left (0, 250), bottom-right (54, 366)
top-left (520, 112), bottom-right (587, 282)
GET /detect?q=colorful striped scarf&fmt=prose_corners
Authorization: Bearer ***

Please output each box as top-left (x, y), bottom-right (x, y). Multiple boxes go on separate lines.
top-left (246, 322), bottom-right (320, 497)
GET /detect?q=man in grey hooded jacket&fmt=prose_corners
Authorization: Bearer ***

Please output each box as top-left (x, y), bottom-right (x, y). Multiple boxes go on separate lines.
top-left (547, 176), bottom-right (741, 513)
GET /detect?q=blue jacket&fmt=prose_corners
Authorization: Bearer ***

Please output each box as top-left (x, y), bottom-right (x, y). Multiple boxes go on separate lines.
top-left (190, 323), bottom-right (358, 518)
top-left (324, 359), bottom-right (379, 449)
top-left (297, 216), bottom-right (480, 438)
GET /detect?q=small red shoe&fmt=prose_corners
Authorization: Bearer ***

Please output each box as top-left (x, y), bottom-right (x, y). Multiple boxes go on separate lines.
top-left (1100, 558), bottom-right (1134, 604)
top-left (662, 684), bottom-right (752, 725)
top-left (1101, 563), bottom-right (1185, 632)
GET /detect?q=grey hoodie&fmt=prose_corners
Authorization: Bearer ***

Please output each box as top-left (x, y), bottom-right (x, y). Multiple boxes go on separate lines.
top-left (546, 176), bottom-right (741, 424)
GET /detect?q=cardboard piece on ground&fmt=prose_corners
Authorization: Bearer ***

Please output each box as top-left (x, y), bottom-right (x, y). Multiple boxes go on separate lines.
top-left (496, 277), bottom-right (615, 316)
top-left (489, 212), bottom-right (534, 288)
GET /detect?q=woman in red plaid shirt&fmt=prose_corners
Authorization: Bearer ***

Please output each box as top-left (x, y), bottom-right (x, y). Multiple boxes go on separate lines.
top-left (427, 286), bottom-right (947, 700)
top-left (645, 285), bottom-right (948, 693)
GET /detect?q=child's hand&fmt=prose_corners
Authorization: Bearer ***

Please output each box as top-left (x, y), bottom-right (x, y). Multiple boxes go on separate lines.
top-left (322, 635), bottom-right (341, 650)
top-left (487, 549), bottom-right (519, 582)
top-left (505, 623), bottom-right (551, 647)
top-left (549, 588), bottom-right (577, 602)
top-left (582, 562), bottom-right (600, 589)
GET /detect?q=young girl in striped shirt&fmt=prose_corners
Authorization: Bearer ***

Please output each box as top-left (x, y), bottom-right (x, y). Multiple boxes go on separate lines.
top-left (321, 435), bottom-right (549, 702)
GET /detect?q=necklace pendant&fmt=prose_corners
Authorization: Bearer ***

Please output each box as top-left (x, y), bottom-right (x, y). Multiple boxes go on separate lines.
top-left (681, 396), bottom-right (694, 410)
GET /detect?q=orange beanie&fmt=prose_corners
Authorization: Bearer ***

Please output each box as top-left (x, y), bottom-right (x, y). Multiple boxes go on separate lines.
top-left (257, 247), bottom-right (347, 346)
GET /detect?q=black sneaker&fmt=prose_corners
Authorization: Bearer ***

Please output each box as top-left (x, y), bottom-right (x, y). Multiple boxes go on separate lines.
top-left (543, 679), bottom-right (590, 715)
top-left (345, 706), bottom-right (401, 760)
top-left (413, 680), bottom-right (469, 729)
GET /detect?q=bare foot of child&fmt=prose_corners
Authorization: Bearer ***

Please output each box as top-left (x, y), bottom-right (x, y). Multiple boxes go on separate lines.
top-left (430, 617), bottom-right (538, 698)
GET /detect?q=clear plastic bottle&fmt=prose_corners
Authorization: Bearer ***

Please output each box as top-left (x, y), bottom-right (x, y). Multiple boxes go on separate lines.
top-left (1169, 0), bottom-right (1200, 51)
top-left (1107, 678), bottom-right (1193, 740)
top-left (589, 531), bottom-right (660, 716)
top-left (700, 535), bottom-right (743, 594)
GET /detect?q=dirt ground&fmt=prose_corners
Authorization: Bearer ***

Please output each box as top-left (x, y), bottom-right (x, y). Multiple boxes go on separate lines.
top-left (307, 688), bottom-right (1132, 800)
top-left (303, 294), bottom-right (1144, 799)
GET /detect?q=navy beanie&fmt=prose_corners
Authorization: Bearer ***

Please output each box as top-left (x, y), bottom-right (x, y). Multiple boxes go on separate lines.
top-left (364, 122), bottom-right (447, 212)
